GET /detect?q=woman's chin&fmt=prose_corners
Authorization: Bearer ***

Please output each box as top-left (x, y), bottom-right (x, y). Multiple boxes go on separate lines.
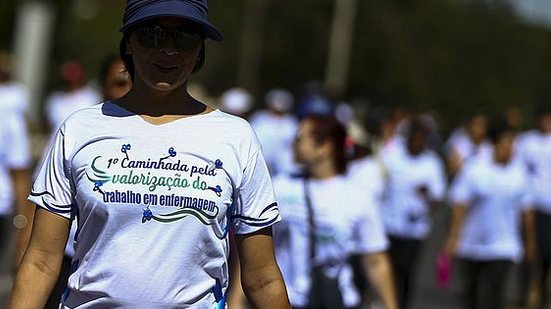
top-left (154, 82), bottom-right (173, 90)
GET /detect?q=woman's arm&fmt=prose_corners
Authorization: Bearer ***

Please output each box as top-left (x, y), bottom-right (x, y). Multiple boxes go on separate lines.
top-left (522, 209), bottom-right (536, 262)
top-left (235, 227), bottom-right (290, 309)
top-left (9, 208), bottom-right (71, 309)
top-left (362, 251), bottom-right (398, 309)
top-left (444, 203), bottom-right (467, 256)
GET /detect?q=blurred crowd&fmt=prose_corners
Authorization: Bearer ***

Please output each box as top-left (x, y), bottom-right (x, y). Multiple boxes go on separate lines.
top-left (1, 49), bottom-right (551, 309)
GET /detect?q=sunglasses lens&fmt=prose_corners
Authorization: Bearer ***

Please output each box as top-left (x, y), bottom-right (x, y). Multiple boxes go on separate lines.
top-left (135, 25), bottom-right (202, 50)
top-left (136, 26), bottom-right (158, 48)
top-left (173, 31), bottom-right (202, 51)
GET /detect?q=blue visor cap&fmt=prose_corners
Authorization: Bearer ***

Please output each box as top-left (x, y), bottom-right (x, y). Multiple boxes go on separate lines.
top-left (121, 0), bottom-right (223, 41)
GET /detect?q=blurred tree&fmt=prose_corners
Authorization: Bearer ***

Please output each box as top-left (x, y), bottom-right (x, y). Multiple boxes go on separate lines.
top-left (0, 0), bottom-right (17, 49)
top-left (2, 0), bottom-right (551, 132)
top-left (236, 0), bottom-right (271, 96)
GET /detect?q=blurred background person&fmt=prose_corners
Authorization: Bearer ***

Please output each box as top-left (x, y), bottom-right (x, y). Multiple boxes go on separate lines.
top-left (250, 88), bottom-right (299, 176)
top-left (0, 51), bottom-right (33, 269)
top-left (44, 60), bottom-right (101, 133)
top-left (380, 117), bottom-right (447, 309)
top-left (445, 123), bottom-right (536, 309)
top-left (445, 113), bottom-right (491, 177)
top-left (272, 115), bottom-right (397, 309)
top-left (504, 104), bottom-right (525, 132)
top-left (515, 104), bottom-right (551, 309)
top-left (0, 51), bottom-right (29, 115)
top-left (296, 81), bottom-right (334, 119)
top-left (98, 54), bottom-right (132, 102)
top-left (218, 87), bottom-right (253, 119)
top-left (44, 54), bottom-right (131, 309)
top-left (217, 86), bottom-right (255, 309)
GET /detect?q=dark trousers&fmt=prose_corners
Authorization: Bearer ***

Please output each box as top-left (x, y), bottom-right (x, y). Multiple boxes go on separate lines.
top-left (460, 258), bottom-right (513, 309)
top-left (293, 266), bottom-right (346, 309)
top-left (536, 211), bottom-right (551, 307)
top-left (517, 211), bottom-right (551, 308)
top-left (388, 235), bottom-right (423, 309)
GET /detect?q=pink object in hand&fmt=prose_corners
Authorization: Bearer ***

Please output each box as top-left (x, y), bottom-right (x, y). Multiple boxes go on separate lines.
top-left (436, 253), bottom-right (452, 289)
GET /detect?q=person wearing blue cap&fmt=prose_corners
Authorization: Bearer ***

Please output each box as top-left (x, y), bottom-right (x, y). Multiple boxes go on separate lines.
top-left (9, 1), bottom-right (290, 308)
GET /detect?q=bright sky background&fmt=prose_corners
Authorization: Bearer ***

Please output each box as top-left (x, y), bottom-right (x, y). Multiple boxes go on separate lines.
top-left (509, 0), bottom-right (551, 28)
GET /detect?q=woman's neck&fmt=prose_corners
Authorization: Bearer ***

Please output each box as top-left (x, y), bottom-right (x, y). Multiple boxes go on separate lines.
top-left (119, 83), bottom-right (207, 117)
top-left (307, 161), bottom-right (339, 180)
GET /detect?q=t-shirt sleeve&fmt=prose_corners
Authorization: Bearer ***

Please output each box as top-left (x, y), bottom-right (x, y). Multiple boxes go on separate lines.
top-left (5, 111), bottom-right (31, 169)
top-left (427, 156), bottom-right (447, 201)
top-left (448, 165), bottom-right (473, 206)
top-left (232, 148), bottom-right (281, 235)
top-left (28, 126), bottom-right (74, 219)
top-left (352, 192), bottom-right (389, 254)
top-left (520, 171), bottom-right (535, 210)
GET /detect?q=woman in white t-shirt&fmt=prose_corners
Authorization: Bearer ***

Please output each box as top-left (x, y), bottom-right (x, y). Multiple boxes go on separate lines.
top-left (0, 51), bottom-right (33, 268)
top-left (445, 123), bottom-right (536, 309)
top-left (9, 1), bottom-right (289, 308)
top-left (273, 115), bottom-right (397, 309)
top-left (513, 106), bottom-right (551, 308)
top-left (380, 117), bottom-right (447, 309)
top-left (446, 113), bottom-right (492, 177)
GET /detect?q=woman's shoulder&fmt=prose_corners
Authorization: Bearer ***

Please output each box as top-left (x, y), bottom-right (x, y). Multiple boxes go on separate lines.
top-left (209, 110), bottom-right (258, 137)
top-left (62, 101), bottom-right (105, 120)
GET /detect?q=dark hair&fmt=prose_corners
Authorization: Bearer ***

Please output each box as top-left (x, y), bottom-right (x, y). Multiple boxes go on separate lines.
top-left (407, 116), bottom-right (430, 137)
top-left (487, 122), bottom-right (516, 144)
top-left (118, 34), bottom-right (205, 82)
top-left (303, 115), bottom-right (348, 174)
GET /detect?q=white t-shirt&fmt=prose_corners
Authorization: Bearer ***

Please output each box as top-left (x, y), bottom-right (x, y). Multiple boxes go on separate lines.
top-left (516, 130), bottom-right (551, 213)
top-left (449, 156), bottom-right (533, 262)
top-left (381, 141), bottom-right (447, 239)
top-left (44, 86), bottom-right (101, 131)
top-left (0, 84), bottom-right (31, 215)
top-left (29, 102), bottom-right (281, 308)
top-left (249, 110), bottom-right (299, 176)
top-left (272, 174), bottom-right (388, 307)
top-left (348, 156), bottom-right (386, 204)
top-left (0, 81), bottom-right (29, 113)
top-left (446, 128), bottom-right (492, 164)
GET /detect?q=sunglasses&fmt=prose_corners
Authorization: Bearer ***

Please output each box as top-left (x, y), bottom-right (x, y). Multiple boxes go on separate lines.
top-left (135, 25), bottom-right (203, 51)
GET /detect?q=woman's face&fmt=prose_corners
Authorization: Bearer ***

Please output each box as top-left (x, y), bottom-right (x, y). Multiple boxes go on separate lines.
top-left (493, 131), bottom-right (515, 164)
top-left (293, 119), bottom-right (322, 167)
top-left (467, 115), bottom-right (487, 143)
top-left (407, 131), bottom-right (427, 156)
top-left (126, 17), bottom-right (203, 92)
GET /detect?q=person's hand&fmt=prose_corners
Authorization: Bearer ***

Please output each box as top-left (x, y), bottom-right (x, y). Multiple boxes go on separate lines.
top-left (416, 185), bottom-right (429, 200)
top-left (443, 237), bottom-right (458, 257)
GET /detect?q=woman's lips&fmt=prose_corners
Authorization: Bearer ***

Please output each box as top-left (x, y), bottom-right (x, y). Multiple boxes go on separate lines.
top-left (153, 63), bottom-right (178, 73)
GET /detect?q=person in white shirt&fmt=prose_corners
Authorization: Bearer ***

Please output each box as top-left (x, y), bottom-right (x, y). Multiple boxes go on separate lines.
top-left (250, 88), bottom-right (299, 176)
top-left (44, 60), bottom-right (101, 133)
top-left (445, 123), bottom-right (536, 309)
top-left (446, 113), bottom-right (492, 177)
top-left (0, 51), bottom-right (34, 268)
top-left (9, 1), bottom-right (289, 308)
top-left (273, 115), bottom-right (397, 309)
top-left (381, 117), bottom-right (447, 309)
top-left (218, 87), bottom-right (254, 119)
top-left (515, 106), bottom-right (551, 308)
